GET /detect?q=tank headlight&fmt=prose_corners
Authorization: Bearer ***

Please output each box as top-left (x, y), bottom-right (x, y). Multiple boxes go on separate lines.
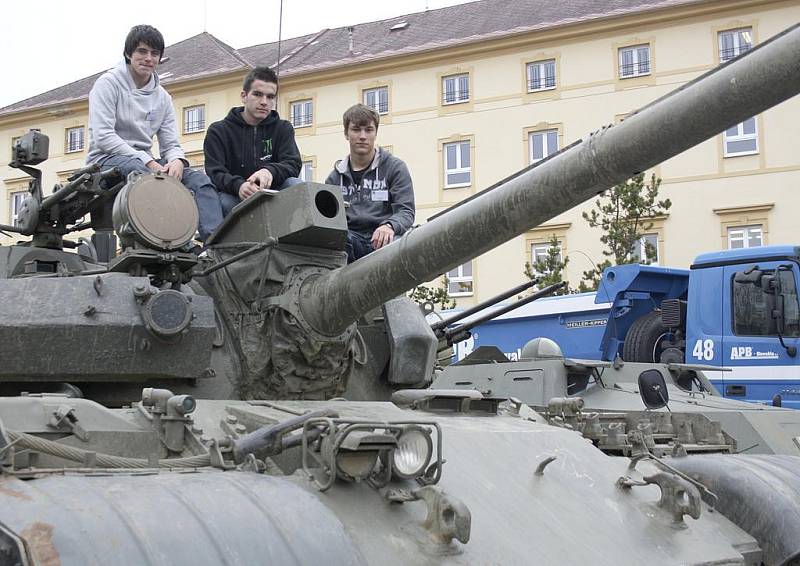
top-left (392, 426), bottom-right (433, 480)
top-left (330, 430), bottom-right (396, 482)
top-left (336, 451), bottom-right (380, 481)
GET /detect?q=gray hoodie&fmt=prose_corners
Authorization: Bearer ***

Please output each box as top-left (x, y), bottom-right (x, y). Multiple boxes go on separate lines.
top-left (87, 60), bottom-right (185, 166)
top-left (325, 148), bottom-right (415, 237)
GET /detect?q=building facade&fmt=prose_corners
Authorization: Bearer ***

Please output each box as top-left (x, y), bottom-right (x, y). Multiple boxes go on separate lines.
top-left (1, 0), bottom-right (798, 306)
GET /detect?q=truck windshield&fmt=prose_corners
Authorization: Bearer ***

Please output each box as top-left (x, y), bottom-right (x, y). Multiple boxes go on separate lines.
top-left (733, 269), bottom-right (800, 336)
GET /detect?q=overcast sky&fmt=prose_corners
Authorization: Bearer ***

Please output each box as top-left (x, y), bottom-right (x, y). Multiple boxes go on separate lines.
top-left (0, 0), bottom-right (474, 108)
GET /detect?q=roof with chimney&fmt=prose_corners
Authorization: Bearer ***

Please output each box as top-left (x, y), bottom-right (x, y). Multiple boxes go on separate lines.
top-left (0, 0), bottom-right (709, 117)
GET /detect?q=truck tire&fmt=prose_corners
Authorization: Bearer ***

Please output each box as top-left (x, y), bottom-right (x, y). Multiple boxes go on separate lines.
top-left (622, 311), bottom-right (667, 362)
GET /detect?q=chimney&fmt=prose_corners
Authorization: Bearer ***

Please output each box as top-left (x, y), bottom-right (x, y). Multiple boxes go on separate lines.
top-left (347, 26), bottom-right (354, 55)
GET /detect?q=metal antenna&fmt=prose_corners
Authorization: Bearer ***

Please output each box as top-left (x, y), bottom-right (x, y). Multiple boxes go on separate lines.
top-left (276, 0), bottom-right (284, 80)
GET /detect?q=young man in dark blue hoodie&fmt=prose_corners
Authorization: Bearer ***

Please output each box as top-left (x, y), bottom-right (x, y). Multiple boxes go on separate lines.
top-left (204, 67), bottom-right (302, 216)
top-left (326, 104), bottom-right (415, 263)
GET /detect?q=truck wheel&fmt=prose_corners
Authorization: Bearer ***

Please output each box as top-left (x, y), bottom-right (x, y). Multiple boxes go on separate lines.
top-left (622, 311), bottom-right (667, 363)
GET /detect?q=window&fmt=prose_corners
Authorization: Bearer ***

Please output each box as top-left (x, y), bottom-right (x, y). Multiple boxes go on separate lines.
top-left (733, 268), bottom-right (799, 337)
top-left (724, 117), bottom-right (758, 156)
top-left (10, 191), bottom-right (25, 226)
top-left (618, 44), bottom-right (651, 78)
top-left (443, 141), bottom-right (471, 188)
top-left (447, 262), bottom-right (473, 296)
top-left (526, 60), bottom-right (556, 92)
top-left (363, 86), bottom-right (389, 114)
top-left (290, 100), bottom-right (313, 128)
top-left (719, 27), bottom-right (752, 62)
top-left (300, 161), bottom-right (313, 182)
top-left (442, 73), bottom-right (469, 104)
top-left (728, 225), bottom-right (762, 249)
top-left (64, 126), bottom-right (84, 153)
top-left (530, 241), bottom-right (563, 276)
top-left (631, 233), bottom-right (659, 265)
top-left (529, 129), bottom-right (558, 164)
top-left (183, 106), bottom-right (205, 134)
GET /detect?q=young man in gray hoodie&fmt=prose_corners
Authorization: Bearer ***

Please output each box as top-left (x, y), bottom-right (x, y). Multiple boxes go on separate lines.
top-left (325, 104), bottom-right (415, 263)
top-left (87, 25), bottom-right (223, 243)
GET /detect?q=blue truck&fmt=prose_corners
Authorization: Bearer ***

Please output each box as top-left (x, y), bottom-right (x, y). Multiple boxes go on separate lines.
top-left (452, 245), bottom-right (800, 408)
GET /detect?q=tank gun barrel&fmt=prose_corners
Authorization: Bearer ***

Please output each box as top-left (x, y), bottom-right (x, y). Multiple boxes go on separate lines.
top-left (301, 24), bottom-right (800, 337)
top-left (430, 278), bottom-right (538, 333)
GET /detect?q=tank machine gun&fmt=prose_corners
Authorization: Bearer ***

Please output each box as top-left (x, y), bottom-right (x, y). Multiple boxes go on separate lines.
top-left (0, 24), bottom-right (800, 566)
top-left (430, 280), bottom-right (567, 351)
top-left (2, 129), bottom-right (125, 262)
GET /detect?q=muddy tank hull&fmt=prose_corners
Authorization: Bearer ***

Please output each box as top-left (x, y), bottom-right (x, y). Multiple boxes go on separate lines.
top-left (2, 396), bottom-right (791, 565)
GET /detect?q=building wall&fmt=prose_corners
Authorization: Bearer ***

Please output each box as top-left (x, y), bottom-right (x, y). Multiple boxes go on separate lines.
top-left (1, 0), bottom-right (798, 306)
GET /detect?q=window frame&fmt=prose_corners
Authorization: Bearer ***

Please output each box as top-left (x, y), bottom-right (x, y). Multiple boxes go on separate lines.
top-left (727, 224), bottom-right (763, 250)
top-left (182, 105), bottom-right (206, 134)
top-left (528, 129), bottom-right (559, 164)
top-left (618, 44), bottom-right (651, 78)
top-left (290, 99), bottom-right (314, 128)
top-left (718, 27), bottom-right (753, 63)
top-left (530, 241), bottom-right (563, 278)
top-left (442, 73), bottom-right (470, 105)
top-left (630, 233), bottom-right (660, 265)
top-left (363, 86), bottom-right (389, 115)
top-left (526, 59), bottom-right (556, 93)
top-left (443, 140), bottom-right (472, 189)
top-left (723, 116), bottom-right (758, 157)
top-left (10, 190), bottom-right (26, 226)
top-left (299, 160), bottom-right (314, 182)
top-left (447, 262), bottom-right (474, 297)
top-left (64, 126), bottom-right (85, 154)
top-left (732, 267), bottom-right (800, 337)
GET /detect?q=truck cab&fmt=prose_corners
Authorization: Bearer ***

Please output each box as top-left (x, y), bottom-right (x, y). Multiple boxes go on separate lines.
top-left (689, 246), bottom-right (800, 407)
top-left (453, 245), bottom-right (800, 408)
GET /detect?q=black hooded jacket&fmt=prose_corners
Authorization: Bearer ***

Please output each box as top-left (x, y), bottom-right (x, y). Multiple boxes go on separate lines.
top-left (204, 107), bottom-right (301, 195)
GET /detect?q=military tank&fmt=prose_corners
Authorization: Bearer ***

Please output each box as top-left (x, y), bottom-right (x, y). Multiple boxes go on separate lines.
top-left (1, 23), bottom-right (800, 566)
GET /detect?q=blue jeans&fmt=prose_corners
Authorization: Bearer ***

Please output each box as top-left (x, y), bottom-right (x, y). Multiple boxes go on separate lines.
top-left (218, 177), bottom-right (304, 217)
top-left (98, 155), bottom-right (224, 242)
top-left (346, 231), bottom-right (374, 263)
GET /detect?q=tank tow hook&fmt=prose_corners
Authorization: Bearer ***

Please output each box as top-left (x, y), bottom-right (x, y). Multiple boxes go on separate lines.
top-left (617, 471), bottom-right (701, 527)
top-left (47, 405), bottom-right (90, 442)
top-left (385, 484), bottom-right (472, 544)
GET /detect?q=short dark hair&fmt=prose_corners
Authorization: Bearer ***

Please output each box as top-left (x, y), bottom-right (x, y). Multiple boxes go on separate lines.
top-left (243, 67), bottom-right (279, 93)
top-left (343, 104), bottom-right (379, 133)
top-left (123, 25), bottom-right (165, 64)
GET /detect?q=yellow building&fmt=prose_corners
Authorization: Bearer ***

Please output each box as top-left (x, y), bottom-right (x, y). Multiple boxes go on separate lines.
top-left (2, 0), bottom-right (798, 306)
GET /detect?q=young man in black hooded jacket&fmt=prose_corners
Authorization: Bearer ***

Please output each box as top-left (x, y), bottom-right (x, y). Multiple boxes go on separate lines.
top-left (204, 66), bottom-right (302, 216)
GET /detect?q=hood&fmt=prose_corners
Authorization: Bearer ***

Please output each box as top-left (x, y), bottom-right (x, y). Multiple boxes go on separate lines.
top-left (108, 59), bottom-right (159, 94)
top-left (224, 107), bottom-right (280, 129)
top-left (334, 147), bottom-right (385, 176)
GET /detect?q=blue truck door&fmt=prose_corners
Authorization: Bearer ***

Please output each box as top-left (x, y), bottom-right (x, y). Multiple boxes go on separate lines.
top-left (686, 265), bottom-right (725, 391)
top-left (721, 261), bottom-right (800, 408)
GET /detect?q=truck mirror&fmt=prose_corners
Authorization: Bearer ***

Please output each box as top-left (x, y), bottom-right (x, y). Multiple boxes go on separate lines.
top-left (638, 369), bottom-right (669, 410)
top-left (734, 268), bottom-right (763, 286)
top-left (761, 273), bottom-right (778, 295)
